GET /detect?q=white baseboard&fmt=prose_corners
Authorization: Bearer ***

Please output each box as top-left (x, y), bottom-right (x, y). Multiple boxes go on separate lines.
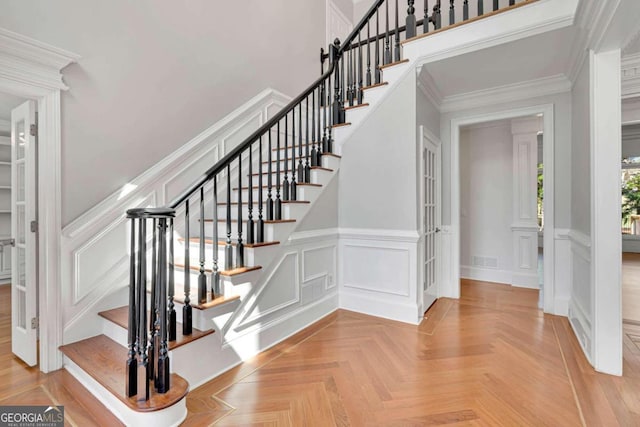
top-left (339, 289), bottom-right (421, 325)
top-left (568, 300), bottom-right (593, 363)
top-left (460, 265), bottom-right (511, 285)
top-left (511, 272), bottom-right (539, 289)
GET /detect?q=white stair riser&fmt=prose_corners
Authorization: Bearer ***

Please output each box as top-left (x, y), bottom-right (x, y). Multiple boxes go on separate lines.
top-left (178, 241), bottom-right (281, 269)
top-left (204, 221), bottom-right (298, 245)
top-left (215, 202), bottom-right (307, 221)
top-left (229, 185), bottom-right (322, 204)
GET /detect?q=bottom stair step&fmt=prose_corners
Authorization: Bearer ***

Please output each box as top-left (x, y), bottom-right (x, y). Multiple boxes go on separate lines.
top-left (59, 335), bottom-right (189, 413)
top-left (98, 306), bottom-right (215, 351)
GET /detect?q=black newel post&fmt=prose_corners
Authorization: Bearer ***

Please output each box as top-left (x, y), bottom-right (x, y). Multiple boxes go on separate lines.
top-left (168, 218), bottom-right (176, 340)
top-left (331, 39), bottom-right (344, 125)
top-left (126, 217), bottom-right (137, 398)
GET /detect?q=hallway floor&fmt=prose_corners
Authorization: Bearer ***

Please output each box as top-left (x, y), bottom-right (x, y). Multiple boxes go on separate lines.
top-left (183, 280), bottom-right (640, 426)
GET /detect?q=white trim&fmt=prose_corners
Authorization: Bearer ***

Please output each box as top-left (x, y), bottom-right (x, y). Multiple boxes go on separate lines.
top-left (440, 75), bottom-right (571, 113)
top-left (416, 68), bottom-right (443, 111)
top-left (460, 265), bottom-right (512, 285)
top-left (450, 104), bottom-right (555, 313)
top-left (622, 53), bottom-right (640, 99)
top-left (554, 228), bottom-right (571, 239)
top-left (289, 227), bottom-right (339, 243)
top-left (568, 229), bottom-right (591, 250)
top-left (0, 27), bottom-right (80, 372)
top-left (338, 227), bottom-right (420, 243)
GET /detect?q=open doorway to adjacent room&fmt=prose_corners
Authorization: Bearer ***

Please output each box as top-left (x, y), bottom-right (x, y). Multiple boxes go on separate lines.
top-left (458, 115), bottom-right (544, 302)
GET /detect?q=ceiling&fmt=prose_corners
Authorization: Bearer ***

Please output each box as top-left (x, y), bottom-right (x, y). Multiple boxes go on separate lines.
top-left (0, 92), bottom-right (26, 120)
top-left (420, 26), bottom-right (577, 99)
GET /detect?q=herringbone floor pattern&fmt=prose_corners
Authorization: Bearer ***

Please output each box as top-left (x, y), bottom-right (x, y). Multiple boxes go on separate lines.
top-left (184, 280), bottom-right (640, 426)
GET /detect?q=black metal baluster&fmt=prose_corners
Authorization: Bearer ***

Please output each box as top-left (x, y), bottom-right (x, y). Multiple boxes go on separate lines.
top-left (478, 0), bottom-right (483, 15)
top-left (320, 48), bottom-right (326, 107)
top-left (126, 217), bottom-right (137, 397)
top-left (236, 156), bottom-right (244, 268)
top-left (257, 137), bottom-right (264, 243)
top-left (424, 0), bottom-right (430, 33)
top-left (493, 0), bottom-right (499, 11)
top-left (136, 216), bottom-right (148, 402)
top-left (183, 201), bottom-right (192, 335)
top-left (267, 131), bottom-right (274, 220)
top-left (327, 75), bottom-right (334, 155)
top-left (375, 10), bottom-right (382, 83)
top-left (394, 0), bottom-right (401, 62)
top-left (156, 217), bottom-right (170, 393)
top-left (434, 1), bottom-right (442, 30)
top-left (283, 113), bottom-right (290, 201)
top-left (247, 143), bottom-right (255, 244)
top-left (509, 0), bottom-right (515, 5)
top-left (312, 89), bottom-right (318, 167)
top-left (148, 219), bottom-right (157, 381)
top-left (198, 187), bottom-right (206, 304)
top-left (168, 218), bottom-right (176, 339)
top-left (463, 0), bottom-right (469, 20)
top-left (275, 122), bottom-right (282, 220)
top-left (384, 1), bottom-right (392, 64)
top-left (291, 107), bottom-right (297, 201)
top-left (358, 32), bottom-right (364, 104)
top-left (323, 76), bottom-right (330, 159)
top-left (450, 0), bottom-right (455, 25)
top-left (346, 48), bottom-right (353, 107)
top-left (304, 96), bottom-right (311, 182)
top-left (225, 165), bottom-right (233, 270)
top-left (297, 102), bottom-right (304, 185)
top-left (311, 85), bottom-right (326, 166)
top-left (211, 176), bottom-right (221, 296)
top-left (341, 52), bottom-right (346, 109)
top-left (407, 0), bottom-right (417, 38)
top-left (366, 21), bottom-right (372, 86)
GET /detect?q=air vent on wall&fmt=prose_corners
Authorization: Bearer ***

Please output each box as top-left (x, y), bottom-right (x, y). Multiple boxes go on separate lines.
top-left (472, 256), bottom-right (498, 269)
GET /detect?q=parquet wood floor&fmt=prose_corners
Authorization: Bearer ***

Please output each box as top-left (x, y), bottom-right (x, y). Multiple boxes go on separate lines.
top-left (0, 285), bottom-right (123, 427)
top-left (183, 280), bottom-right (640, 426)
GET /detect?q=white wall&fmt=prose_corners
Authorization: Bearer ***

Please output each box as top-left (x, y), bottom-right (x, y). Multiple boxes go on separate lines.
top-left (459, 122), bottom-right (513, 283)
top-left (0, 1), bottom-right (329, 225)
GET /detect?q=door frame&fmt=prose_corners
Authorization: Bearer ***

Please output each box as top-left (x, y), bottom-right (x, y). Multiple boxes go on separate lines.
top-left (0, 27), bottom-right (80, 372)
top-left (418, 126), bottom-right (441, 312)
top-left (448, 104), bottom-right (555, 313)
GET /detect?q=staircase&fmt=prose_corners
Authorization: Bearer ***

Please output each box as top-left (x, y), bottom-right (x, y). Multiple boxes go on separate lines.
top-left (56, 0), bottom-right (545, 424)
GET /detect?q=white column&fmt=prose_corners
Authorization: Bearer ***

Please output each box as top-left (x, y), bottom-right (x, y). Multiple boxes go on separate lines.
top-left (510, 117), bottom-right (542, 288)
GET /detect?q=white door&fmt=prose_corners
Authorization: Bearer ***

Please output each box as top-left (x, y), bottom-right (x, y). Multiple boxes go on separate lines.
top-left (422, 128), bottom-right (441, 312)
top-left (11, 100), bottom-right (38, 366)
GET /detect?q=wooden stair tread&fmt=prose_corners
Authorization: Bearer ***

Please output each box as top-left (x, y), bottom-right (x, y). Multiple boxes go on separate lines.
top-left (331, 122), bottom-right (351, 128)
top-left (378, 59), bottom-right (409, 70)
top-left (174, 262), bottom-right (262, 277)
top-left (233, 183), bottom-right (322, 189)
top-left (202, 218), bottom-right (296, 224)
top-left (344, 102), bottom-right (370, 111)
top-left (362, 82), bottom-right (388, 91)
top-left (250, 166), bottom-right (333, 176)
top-left (173, 293), bottom-right (240, 310)
top-left (180, 237), bottom-right (280, 248)
top-left (98, 306), bottom-right (214, 351)
top-left (216, 200), bottom-right (309, 206)
top-left (59, 335), bottom-right (189, 412)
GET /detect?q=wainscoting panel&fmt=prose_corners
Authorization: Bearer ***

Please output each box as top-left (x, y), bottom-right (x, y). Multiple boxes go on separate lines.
top-left (339, 229), bottom-right (421, 324)
top-left (568, 229), bottom-right (592, 362)
top-left (553, 229), bottom-right (571, 315)
top-left (61, 89), bottom-right (291, 342)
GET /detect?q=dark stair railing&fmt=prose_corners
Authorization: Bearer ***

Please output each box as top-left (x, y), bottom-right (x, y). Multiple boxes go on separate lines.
top-left (125, 0), bottom-right (529, 400)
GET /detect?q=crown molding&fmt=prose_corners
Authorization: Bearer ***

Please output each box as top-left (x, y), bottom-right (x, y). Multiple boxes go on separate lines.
top-left (416, 67), bottom-right (443, 111)
top-left (0, 27), bottom-right (80, 94)
top-left (440, 74), bottom-right (571, 113)
top-left (566, 0), bottom-right (611, 83)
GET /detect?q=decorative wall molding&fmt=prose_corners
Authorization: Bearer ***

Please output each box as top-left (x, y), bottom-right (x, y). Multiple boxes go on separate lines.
top-left (568, 229), bottom-right (592, 251)
top-left (289, 227), bottom-right (339, 243)
top-left (338, 227), bottom-right (420, 243)
top-left (61, 88), bottom-right (291, 340)
top-left (440, 74), bottom-right (571, 113)
top-left (554, 228), bottom-right (571, 240)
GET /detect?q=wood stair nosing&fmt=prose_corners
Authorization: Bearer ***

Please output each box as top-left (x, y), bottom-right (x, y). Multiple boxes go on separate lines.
top-left (59, 334), bottom-right (189, 413)
top-left (172, 293), bottom-right (240, 311)
top-left (331, 122), bottom-right (351, 129)
top-left (179, 237), bottom-right (280, 249)
top-left (233, 182), bottom-right (323, 190)
top-left (362, 81), bottom-right (389, 91)
top-left (377, 59), bottom-right (409, 70)
top-left (344, 102), bottom-right (370, 111)
top-left (174, 262), bottom-right (262, 277)
top-left (98, 306), bottom-right (214, 351)
top-left (250, 166), bottom-right (333, 177)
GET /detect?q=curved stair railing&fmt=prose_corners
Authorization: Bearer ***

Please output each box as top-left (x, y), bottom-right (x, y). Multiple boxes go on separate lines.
top-left (124, 0), bottom-right (531, 401)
